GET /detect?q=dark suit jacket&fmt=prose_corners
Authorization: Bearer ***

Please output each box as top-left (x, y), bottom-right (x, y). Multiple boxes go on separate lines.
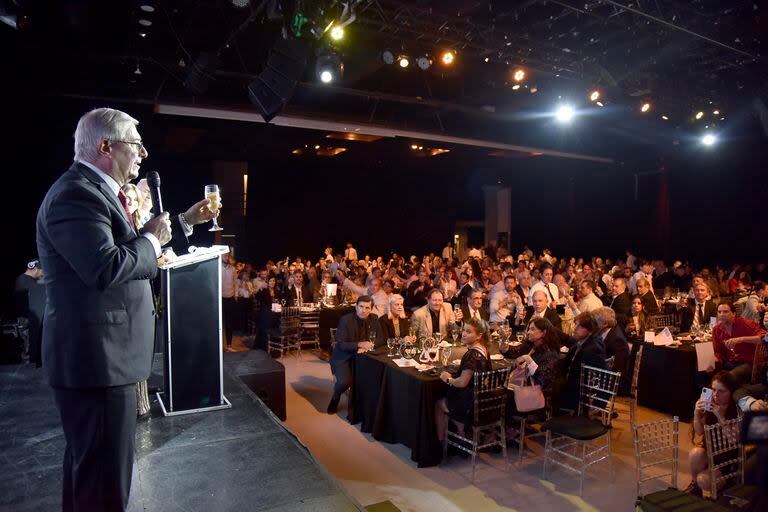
top-left (522, 306), bottom-right (563, 332)
top-left (377, 316), bottom-right (409, 347)
top-left (285, 284), bottom-right (313, 306)
top-left (606, 291), bottom-right (632, 318)
top-left (331, 312), bottom-right (378, 364)
top-left (36, 162), bottom-right (159, 388)
top-left (461, 305), bottom-right (489, 322)
top-left (679, 299), bottom-right (718, 332)
top-left (454, 283), bottom-right (474, 305)
top-left (559, 334), bottom-right (607, 411)
top-left (601, 326), bottom-right (630, 391)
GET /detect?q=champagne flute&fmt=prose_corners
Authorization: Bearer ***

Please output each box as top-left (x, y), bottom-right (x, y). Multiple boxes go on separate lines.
top-left (205, 184), bottom-right (223, 232)
top-left (386, 337), bottom-right (396, 357)
top-left (440, 347), bottom-right (451, 367)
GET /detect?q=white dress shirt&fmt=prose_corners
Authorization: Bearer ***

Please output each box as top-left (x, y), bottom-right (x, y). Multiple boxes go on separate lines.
top-left (529, 281), bottom-right (559, 304)
top-left (221, 264), bottom-right (237, 298)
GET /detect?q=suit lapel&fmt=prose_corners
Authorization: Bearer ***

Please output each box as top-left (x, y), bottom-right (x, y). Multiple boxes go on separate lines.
top-left (75, 163), bottom-right (136, 234)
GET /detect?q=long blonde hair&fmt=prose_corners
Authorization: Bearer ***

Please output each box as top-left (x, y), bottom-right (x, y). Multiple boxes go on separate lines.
top-left (121, 182), bottom-right (144, 229)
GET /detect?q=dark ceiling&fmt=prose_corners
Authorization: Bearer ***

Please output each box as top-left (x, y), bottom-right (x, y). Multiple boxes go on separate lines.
top-left (2, 0), bottom-right (767, 163)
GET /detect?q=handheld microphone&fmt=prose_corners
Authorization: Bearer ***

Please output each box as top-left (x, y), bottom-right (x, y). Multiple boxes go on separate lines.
top-left (146, 171), bottom-right (164, 216)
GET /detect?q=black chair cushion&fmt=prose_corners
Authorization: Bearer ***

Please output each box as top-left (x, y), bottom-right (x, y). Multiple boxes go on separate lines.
top-left (542, 415), bottom-right (609, 440)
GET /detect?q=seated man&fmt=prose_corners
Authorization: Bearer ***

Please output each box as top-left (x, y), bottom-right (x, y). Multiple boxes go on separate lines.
top-left (565, 279), bottom-right (604, 316)
top-left (713, 301), bottom-right (766, 371)
top-left (328, 296), bottom-right (377, 414)
top-left (593, 307), bottom-right (631, 393)
top-left (636, 277), bottom-right (660, 315)
top-left (529, 264), bottom-right (559, 307)
top-left (489, 275), bottom-right (521, 323)
top-left (411, 288), bottom-right (461, 338)
top-left (454, 271), bottom-right (474, 306)
top-left (463, 289), bottom-right (489, 322)
top-left (517, 290), bottom-right (563, 331)
top-left (740, 280), bottom-right (768, 326)
top-left (604, 277), bottom-right (632, 320)
top-left (556, 312), bottom-right (607, 412)
top-left (339, 272), bottom-right (388, 317)
top-left (679, 282), bottom-right (718, 332)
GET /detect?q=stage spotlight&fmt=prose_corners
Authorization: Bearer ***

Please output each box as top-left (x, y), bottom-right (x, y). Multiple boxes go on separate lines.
top-left (330, 25), bottom-right (344, 41)
top-left (555, 105), bottom-right (575, 124)
top-left (441, 51), bottom-right (455, 65)
top-left (484, 57), bottom-right (489, 63)
top-left (382, 49), bottom-right (394, 65)
top-left (410, 144), bottom-right (418, 150)
top-left (315, 52), bottom-right (343, 84)
top-left (416, 55), bottom-right (431, 70)
top-left (513, 69), bottom-right (525, 82)
top-left (695, 111), bottom-right (704, 119)
top-left (661, 115), bottom-right (669, 120)
top-left (701, 133), bottom-right (717, 146)
top-left (641, 102), bottom-right (651, 113)
top-left (589, 90), bottom-right (600, 102)
top-left (596, 101), bottom-right (604, 107)
top-left (512, 84), bottom-right (520, 90)
top-left (713, 110), bottom-right (720, 115)
top-left (398, 56), bottom-right (409, 68)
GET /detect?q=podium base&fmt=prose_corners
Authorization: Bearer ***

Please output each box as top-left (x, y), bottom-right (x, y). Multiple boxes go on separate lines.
top-left (156, 393), bottom-right (232, 417)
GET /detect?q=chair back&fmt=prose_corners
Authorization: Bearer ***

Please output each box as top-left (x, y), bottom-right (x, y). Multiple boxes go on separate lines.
top-left (632, 416), bottom-right (679, 496)
top-left (703, 415), bottom-right (744, 500)
top-left (330, 327), bottom-right (338, 348)
top-left (751, 341), bottom-right (768, 385)
top-left (280, 307), bottom-right (301, 335)
top-left (299, 305), bottom-right (320, 327)
top-left (646, 314), bottom-right (676, 331)
top-left (578, 364), bottom-right (621, 425)
top-left (472, 367), bottom-right (511, 426)
top-left (631, 345), bottom-right (644, 396)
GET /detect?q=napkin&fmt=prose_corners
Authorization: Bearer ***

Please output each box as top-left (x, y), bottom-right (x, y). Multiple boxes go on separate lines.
top-left (393, 358), bottom-right (414, 367)
top-left (654, 327), bottom-right (674, 346)
top-left (695, 342), bottom-right (716, 372)
top-left (644, 331), bottom-right (655, 343)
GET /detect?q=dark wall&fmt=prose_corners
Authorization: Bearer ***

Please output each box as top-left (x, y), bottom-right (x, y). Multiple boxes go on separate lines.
top-left (5, 95), bottom-right (767, 318)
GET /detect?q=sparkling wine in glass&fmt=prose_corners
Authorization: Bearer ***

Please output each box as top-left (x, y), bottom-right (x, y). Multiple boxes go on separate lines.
top-left (387, 338), bottom-right (396, 357)
top-left (440, 347), bottom-right (451, 367)
top-left (205, 184), bottom-right (223, 232)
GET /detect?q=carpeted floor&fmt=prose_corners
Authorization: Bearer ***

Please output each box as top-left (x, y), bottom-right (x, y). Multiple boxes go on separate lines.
top-left (274, 347), bottom-right (698, 512)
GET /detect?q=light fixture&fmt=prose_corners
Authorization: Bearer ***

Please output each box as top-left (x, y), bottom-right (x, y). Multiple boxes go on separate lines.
top-left (513, 69), bottom-right (525, 82)
top-left (530, 86), bottom-right (538, 94)
top-left (701, 133), bottom-right (717, 146)
top-left (695, 111), bottom-right (704, 120)
top-left (382, 49), bottom-right (395, 65)
top-left (139, 32), bottom-right (147, 38)
top-left (140, 4), bottom-right (156, 12)
top-left (314, 145), bottom-right (321, 150)
top-left (713, 110), bottom-right (720, 115)
top-left (416, 55), bottom-right (431, 70)
top-left (589, 90), bottom-right (600, 102)
top-left (555, 105), bottom-right (575, 124)
top-left (330, 25), bottom-right (344, 41)
top-left (595, 101), bottom-right (604, 107)
top-left (398, 56), bottom-right (410, 68)
top-left (134, 62), bottom-right (142, 75)
top-left (511, 84), bottom-right (520, 90)
top-left (138, 19), bottom-right (152, 26)
top-left (661, 115), bottom-right (669, 120)
top-left (230, 0), bottom-right (250, 7)
top-left (441, 51), bottom-right (455, 65)
top-left (410, 144), bottom-right (418, 150)
top-left (315, 51), bottom-right (343, 84)
top-left (641, 102), bottom-right (651, 113)
top-left (484, 57), bottom-right (489, 63)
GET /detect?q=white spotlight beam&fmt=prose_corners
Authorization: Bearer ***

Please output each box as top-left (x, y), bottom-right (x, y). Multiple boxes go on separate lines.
top-left (155, 103), bottom-right (614, 163)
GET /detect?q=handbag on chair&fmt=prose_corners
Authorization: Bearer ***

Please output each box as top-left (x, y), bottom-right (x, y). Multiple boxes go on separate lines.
top-left (507, 367), bottom-right (545, 412)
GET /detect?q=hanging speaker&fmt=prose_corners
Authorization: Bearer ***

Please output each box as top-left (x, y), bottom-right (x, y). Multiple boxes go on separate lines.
top-left (184, 52), bottom-right (219, 96)
top-left (248, 37), bottom-right (309, 122)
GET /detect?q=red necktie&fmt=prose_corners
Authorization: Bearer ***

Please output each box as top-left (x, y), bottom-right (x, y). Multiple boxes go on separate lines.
top-left (117, 191), bottom-right (136, 231)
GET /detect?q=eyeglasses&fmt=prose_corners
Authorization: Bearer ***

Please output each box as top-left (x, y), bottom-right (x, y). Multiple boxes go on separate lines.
top-left (111, 139), bottom-right (146, 153)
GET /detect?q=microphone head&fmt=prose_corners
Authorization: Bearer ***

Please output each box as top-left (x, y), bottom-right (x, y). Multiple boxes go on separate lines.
top-left (147, 171), bottom-right (161, 188)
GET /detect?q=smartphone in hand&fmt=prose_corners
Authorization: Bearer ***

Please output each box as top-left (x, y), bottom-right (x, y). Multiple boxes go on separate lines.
top-left (700, 387), bottom-right (713, 402)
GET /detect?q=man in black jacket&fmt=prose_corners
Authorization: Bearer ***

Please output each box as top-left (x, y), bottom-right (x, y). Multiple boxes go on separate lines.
top-left (518, 290), bottom-right (563, 331)
top-left (678, 282), bottom-right (718, 332)
top-left (558, 312), bottom-right (607, 412)
top-left (36, 108), bottom-right (215, 511)
top-left (327, 296), bottom-right (377, 414)
top-left (594, 307), bottom-right (631, 394)
top-left (605, 277), bottom-right (632, 321)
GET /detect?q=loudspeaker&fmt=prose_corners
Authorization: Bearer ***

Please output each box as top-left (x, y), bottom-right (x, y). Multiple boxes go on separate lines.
top-left (185, 52), bottom-right (219, 96)
top-left (248, 37), bottom-right (309, 122)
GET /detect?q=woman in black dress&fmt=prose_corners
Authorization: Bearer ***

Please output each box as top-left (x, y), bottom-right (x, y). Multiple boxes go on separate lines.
top-left (435, 317), bottom-right (492, 441)
top-left (625, 296), bottom-right (648, 340)
top-left (377, 294), bottom-right (409, 347)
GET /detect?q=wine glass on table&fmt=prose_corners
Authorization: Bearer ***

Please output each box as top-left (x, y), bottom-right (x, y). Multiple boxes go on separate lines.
top-left (368, 327), bottom-right (378, 351)
top-left (428, 343), bottom-right (439, 364)
top-left (205, 184), bottom-right (223, 231)
top-left (440, 346), bottom-right (452, 368)
top-left (386, 338), bottom-right (396, 357)
top-left (450, 322), bottom-right (460, 346)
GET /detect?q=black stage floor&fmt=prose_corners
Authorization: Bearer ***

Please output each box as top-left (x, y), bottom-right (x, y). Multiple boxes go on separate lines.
top-left (0, 352), bottom-right (362, 511)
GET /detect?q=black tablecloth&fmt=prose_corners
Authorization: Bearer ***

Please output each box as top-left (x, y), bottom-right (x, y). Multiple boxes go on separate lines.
top-left (349, 350), bottom-right (446, 467)
top-left (637, 343), bottom-right (700, 421)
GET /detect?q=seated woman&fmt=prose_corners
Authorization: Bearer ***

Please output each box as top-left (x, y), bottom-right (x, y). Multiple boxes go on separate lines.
top-left (435, 317), bottom-right (492, 441)
top-left (685, 371), bottom-right (741, 497)
top-left (625, 296), bottom-right (648, 340)
top-left (500, 317), bottom-right (561, 418)
top-left (256, 276), bottom-right (281, 307)
top-left (377, 294), bottom-right (409, 347)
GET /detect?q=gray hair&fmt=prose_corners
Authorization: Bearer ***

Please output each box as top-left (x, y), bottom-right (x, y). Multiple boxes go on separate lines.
top-left (593, 307), bottom-right (617, 329)
top-left (74, 108), bottom-right (139, 162)
top-left (387, 294), bottom-right (406, 319)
